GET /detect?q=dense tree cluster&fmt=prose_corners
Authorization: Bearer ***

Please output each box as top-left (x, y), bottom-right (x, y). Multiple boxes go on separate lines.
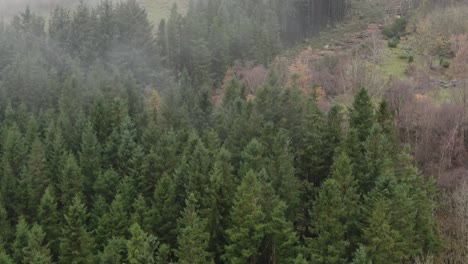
top-left (0, 1), bottom-right (440, 263)
top-left (158, 0), bottom-right (350, 86)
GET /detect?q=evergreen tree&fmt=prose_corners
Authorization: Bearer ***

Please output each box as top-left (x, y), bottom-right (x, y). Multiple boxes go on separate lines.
top-left (263, 201), bottom-right (300, 263)
top-left (79, 121), bottom-right (101, 201)
top-left (12, 216), bottom-right (29, 263)
top-left (361, 198), bottom-right (401, 264)
top-left (349, 88), bottom-right (374, 143)
top-left (59, 195), bottom-right (94, 264)
top-left (98, 238), bottom-right (127, 264)
top-left (59, 153), bottom-right (84, 207)
top-left (37, 187), bottom-right (60, 259)
top-left (0, 195), bottom-right (10, 244)
top-left (351, 246), bottom-right (372, 264)
top-left (130, 194), bottom-right (149, 230)
top-left (309, 152), bottom-right (360, 263)
top-left (176, 193), bottom-right (214, 264)
top-left (27, 138), bottom-right (48, 213)
top-left (96, 194), bottom-right (129, 247)
top-left (23, 224), bottom-right (53, 264)
top-left (224, 171), bottom-right (265, 263)
top-left (127, 223), bottom-right (157, 264)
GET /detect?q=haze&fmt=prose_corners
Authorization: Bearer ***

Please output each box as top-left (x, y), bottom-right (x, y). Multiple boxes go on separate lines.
top-left (0, 0), bottom-right (99, 19)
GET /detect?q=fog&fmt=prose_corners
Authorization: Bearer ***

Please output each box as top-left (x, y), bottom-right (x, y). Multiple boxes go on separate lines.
top-left (0, 0), bottom-right (100, 19)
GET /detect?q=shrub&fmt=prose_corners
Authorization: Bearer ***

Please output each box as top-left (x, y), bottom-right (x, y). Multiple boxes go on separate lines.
top-left (440, 59), bottom-right (450, 68)
top-left (408, 55), bottom-right (414, 63)
top-left (383, 18), bottom-right (408, 39)
top-left (388, 37), bottom-right (400, 48)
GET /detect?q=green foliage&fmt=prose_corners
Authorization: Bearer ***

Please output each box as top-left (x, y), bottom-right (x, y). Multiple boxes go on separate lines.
top-left (23, 224), bottom-right (53, 264)
top-left (0, 4), bottom-right (440, 263)
top-left (382, 18), bottom-right (408, 39)
top-left (440, 58), bottom-right (451, 68)
top-left (12, 216), bottom-right (29, 263)
top-left (176, 193), bottom-right (214, 264)
top-left (388, 37), bottom-right (400, 48)
top-left (59, 195), bottom-right (94, 264)
top-left (224, 171), bottom-right (265, 263)
top-left (309, 152), bottom-right (360, 263)
top-left (127, 223), bottom-right (158, 264)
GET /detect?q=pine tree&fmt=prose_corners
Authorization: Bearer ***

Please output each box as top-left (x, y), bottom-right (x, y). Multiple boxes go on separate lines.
top-left (37, 187), bottom-right (60, 259)
top-left (362, 125), bottom-right (392, 193)
top-left (96, 194), bottom-right (129, 247)
top-left (349, 88), bottom-right (374, 143)
top-left (0, 194), bottom-right (10, 243)
top-left (297, 93), bottom-right (326, 185)
top-left (224, 170), bottom-right (265, 263)
top-left (130, 194), bottom-right (149, 230)
top-left (59, 195), bottom-right (94, 264)
top-left (93, 169), bottom-right (120, 204)
top-left (176, 193), bottom-right (214, 264)
top-left (239, 138), bottom-right (267, 176)
top-left (23, 224), bottom-right (53, 264)
top-left (268, 132), bottom-right (300, 220)
top-left (17, 166), bottom-right (33, 218)
top-left (12, 216), bottom-right (29, 263)
top-left (27, 138), bottom-right (48, 213)
top-left (44, 122), bottom-right (66, 190)
top-left (59, 153), bottom-right (84, 207)
top-left (151, 174), bottom-right (180, 247)
top-left (351, 246), bottom-right (372, 264)
top-left (207, 148), bottom-right (235, 260)
top-left (361, 198), bottom-right (401, 264)
top-left (79, 121), bottom-right (101, 201)
top-left (323, 105), bottom-right (343, 172)
top-left (309, 152), bottom-right (360, 264)
top-left (127, 223), bottom-right (157, 264)
top-left (98, 238), bottom-right (127, 264)
top-left (263, 201), bottom-right (300, 263)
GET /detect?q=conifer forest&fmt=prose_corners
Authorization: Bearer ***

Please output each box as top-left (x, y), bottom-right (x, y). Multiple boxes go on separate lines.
top-left (1, 0), bottom-right (468, 263)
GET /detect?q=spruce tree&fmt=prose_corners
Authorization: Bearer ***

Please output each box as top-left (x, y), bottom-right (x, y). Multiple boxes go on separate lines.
top-left (98, 238), bottom-right (127, 264)
top-left (79, 121), bottom-right (101, 201)
top-left (127, 223), bottom-right (157, 264)
top-left (151, 174), bottom-right (180, 247)
top-left (37, 187), bottom-right (60, 259)
top-left (176, 193), bottom-right (214, 264)
top-left (59, 153), bottom-right (84, 207)
top-left (59, 195), bottom-right (94, 264)
top-left (309, 152), bottom-right (360, 264)
top-left (27, 138), bottom-right (48, 212)
top-left (12, 216), bottom-right (29, 263)
top-left (263, 201), bottom-right (300, 263)
top-left (349, 88), bottom-right (374, 143)
top-left (224, 170), bottom-right (265, 263)
top-left (96, 194), bottom-right (129, 247)
top-left (23, 224), bottom-right (53, 264)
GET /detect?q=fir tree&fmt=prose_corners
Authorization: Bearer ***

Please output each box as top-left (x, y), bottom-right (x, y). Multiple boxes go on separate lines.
top-left (349, 88), bottom-right (374, 143)
top-left (151, 174), bottom-right (180, 247)
top-left (79, 121), bottom-right (101, 201)
top-left (59, 195), bottom-right (94, 264)
top-left (309, 152), bottom-right (360, 264)
top-left (12, 216), bottom-right (29, 263)
top-left (176, 193), bottom-right (214, 264)
top-left (127, 223), bottom-right (157, 264)
top-left (224, 170), bottom-right (265, 263)
top-left (59, 153), bottom-right (84, 207)
top-left (37, 187), bottom-right (60, 259)
top-left (23, 224), bottom-right (53, 264)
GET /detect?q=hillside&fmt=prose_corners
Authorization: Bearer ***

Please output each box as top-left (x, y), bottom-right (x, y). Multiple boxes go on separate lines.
top-left (0, 0), bottom-right (467, 263)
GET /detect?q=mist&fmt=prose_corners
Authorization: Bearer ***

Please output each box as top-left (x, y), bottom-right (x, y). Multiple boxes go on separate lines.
top-left (0, 0), bottom-right (100, 19)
